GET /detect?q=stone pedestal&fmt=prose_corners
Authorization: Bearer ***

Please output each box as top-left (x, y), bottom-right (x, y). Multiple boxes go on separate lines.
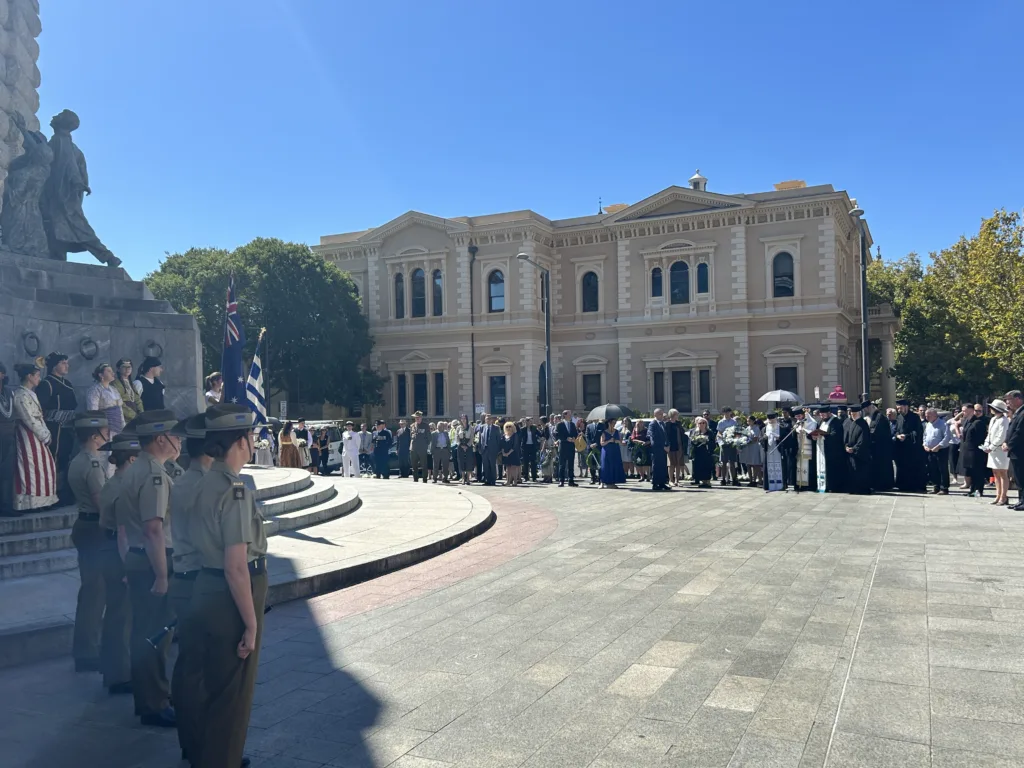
top-left (0, 250), bottom-right (203, 414)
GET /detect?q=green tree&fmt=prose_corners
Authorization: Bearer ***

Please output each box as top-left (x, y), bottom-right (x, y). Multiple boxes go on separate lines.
top-left (146, 238), bottom-right (383, 408)
top-left (866, 252), bottom-right (923, 312)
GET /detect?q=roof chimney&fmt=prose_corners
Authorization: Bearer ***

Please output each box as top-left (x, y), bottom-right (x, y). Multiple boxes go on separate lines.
top-left (773, 180), bottom-right (807, 191)
top-left (688, 169), bottom-right (707, 192)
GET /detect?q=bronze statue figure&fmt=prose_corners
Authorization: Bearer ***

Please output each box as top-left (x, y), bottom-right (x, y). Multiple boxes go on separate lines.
top-left (1, 112), bottom-right (53, 257)
top-left (41, 109), bottom-right (121, 267)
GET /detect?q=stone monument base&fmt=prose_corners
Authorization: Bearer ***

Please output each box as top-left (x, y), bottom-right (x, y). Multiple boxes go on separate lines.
top-left (0, 251), bottom-right (202, 414)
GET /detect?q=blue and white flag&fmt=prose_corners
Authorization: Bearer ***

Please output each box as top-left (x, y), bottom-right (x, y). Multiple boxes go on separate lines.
top-left (220, 275), bottom-right (247, 405)
top-left (246, 331), bottom-right (267, 425)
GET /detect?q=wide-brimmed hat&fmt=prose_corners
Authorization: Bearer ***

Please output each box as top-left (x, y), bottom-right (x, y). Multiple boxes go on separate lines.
top-left (75, 410), bottom-right (109, 429)
top-left (100, 432), bottom-right (141, 453)
top-left (132, 409), bottom-right (179, 436)
top-left (205, 403), bottom-right (255, 432)
top-left (171, 413), bottom-right (206, 439)
top-left (989, 399), bottom-right (1009, 413)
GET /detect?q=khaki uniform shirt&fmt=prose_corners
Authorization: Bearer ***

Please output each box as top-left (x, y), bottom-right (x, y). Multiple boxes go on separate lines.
top-left (98, 471), bottom-right (126, 532)
top-left (170, 465), bottom-right (208, 573)
top-left (116, 452), bottom-right (172, 550)
top-left (164, 460), bottom-right (185, 481)
top-left (68, 450), bottom-right (106, 515)
top-left (190, 461), bottom-right (267, 570)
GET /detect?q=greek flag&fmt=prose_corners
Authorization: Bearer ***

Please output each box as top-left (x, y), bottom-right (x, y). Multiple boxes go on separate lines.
top-left (246, 347), bottom-right (267, 425)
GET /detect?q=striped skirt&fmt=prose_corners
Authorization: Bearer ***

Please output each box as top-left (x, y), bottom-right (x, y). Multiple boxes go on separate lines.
top-left (15, 423), bottom-right (57, 510)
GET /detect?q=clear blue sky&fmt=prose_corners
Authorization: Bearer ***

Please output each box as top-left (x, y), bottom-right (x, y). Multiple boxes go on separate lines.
top-left (40, 0), bottom-right (1023, 278)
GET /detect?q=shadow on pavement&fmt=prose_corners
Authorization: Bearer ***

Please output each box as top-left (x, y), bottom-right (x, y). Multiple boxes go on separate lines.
top-left (0, 552), bottom-right (381, 768)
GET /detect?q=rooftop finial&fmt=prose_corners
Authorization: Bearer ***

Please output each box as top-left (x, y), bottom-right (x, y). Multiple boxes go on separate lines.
top-left (598, 196), bottom-right (603, 214)
top-left (689, 169), bottom-right (707, 192)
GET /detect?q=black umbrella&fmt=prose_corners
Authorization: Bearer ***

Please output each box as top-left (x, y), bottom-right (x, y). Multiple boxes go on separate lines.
top-left (585, 403), bottom-right (635, 422)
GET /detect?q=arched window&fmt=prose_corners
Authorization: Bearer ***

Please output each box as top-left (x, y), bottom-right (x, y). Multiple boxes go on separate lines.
top-left (411, 268), bottom-right (426, 317)
top-left (696, 263), bottom-right (709, 294)
top-left (772, 252), bottom-right (795, 298)
top-left (432, 269), bottom-right (443, 316)
top-left (670, 261), bottom-right (689, 304)
top-left (651, 267), bottom-right (663, 298)
top-left (581, 271), bottom-right (599, 313)
top-left (488, 270), bottom-right (505, 313)
top-left (394, 273), bottom-right (405, 319)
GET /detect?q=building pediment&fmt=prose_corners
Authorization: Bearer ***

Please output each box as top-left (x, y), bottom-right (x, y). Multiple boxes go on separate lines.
top-left (643, 347), bottom-right (721, 364)
top-left (358, 211), bottom-right (470, 245)
top-left (607, 186), bottom-right (751, 223)
top-left (399, 350), bottom-right (432, 363)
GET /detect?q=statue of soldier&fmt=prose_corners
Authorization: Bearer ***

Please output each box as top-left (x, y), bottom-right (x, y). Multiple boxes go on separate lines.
top-left (41, 109), bottom-right (121, 267)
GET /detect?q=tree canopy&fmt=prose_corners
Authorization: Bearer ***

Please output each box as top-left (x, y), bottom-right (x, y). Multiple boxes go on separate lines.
top-left (145, 238), bottom-right (383, 408)
top-left (868, 210), bottom-right (1021, 403)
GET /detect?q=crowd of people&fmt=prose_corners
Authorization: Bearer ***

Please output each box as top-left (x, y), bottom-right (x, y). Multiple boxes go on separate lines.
top-left (315, 394), bottom-right (1024, 506)
top-left (0, 353), bottom-right (167, 517)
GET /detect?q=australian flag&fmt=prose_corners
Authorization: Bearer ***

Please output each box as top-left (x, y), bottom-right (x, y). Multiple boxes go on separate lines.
top-left (220, 276), bottom-right (247, 405)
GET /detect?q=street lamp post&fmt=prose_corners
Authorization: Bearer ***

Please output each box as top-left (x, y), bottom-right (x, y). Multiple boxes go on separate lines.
top-left (517, 252), bottom-right (551, 417)
top-left (849, 205), bottom-right (871, 401)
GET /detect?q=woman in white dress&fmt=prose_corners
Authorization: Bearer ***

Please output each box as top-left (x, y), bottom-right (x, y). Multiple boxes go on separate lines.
top-left (253, 426), bottom-right (275, 467)
top-left (983, 399), bottom-right (1011, 506)
top-left (204, 372), bottom-right (223, 407)
top-left (12, 359), bottom-right (58, 510)
top-left (85, 363), bottom-right (125, 437)
top-left (740, 415), bottom-right (764, 487)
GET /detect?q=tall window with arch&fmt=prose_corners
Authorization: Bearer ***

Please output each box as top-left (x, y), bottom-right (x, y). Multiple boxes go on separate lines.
top-left (394, 273), bottom-right (405, 319)
top-left (488, 270), bottom-right (505, 313)
top-left (772, 252), bottom-right (795, 297)
top-left (670, 261), bottom-right (690, 304)
top-left (411, 268), bottom-right (426, 317)
top-left (581, 271), bottom-right (599, 313)
top-left (651, 267), bottom-right (663, 298)
top-left (696, 262), bottom-right (709, 294)
top-left (432, 269), bottom-right (443, 316)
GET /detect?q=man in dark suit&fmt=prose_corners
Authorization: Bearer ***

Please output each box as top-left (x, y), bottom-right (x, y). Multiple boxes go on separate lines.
top-left (649, 409), bottom-right (671, 491)
top-left (959, 404), bottom-right (989, 497)
top-left (519, 417), bottom-right (541, 482)
top-left (478, 414), bottom-right (501, 486)
top-left (1005, 390), bottom-right (1024, 510)
top-left (394, 419), bottom-right (412, 478)
top-left (779, 407), bottom-right (799, 491)
top-left (554, 410), bottom-right (578, 487)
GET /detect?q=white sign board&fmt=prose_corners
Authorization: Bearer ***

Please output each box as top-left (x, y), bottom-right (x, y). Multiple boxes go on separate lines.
top-left (475, 402), bottom-right (485, 415)
top-left (279, 400), bottom-right (287, 420)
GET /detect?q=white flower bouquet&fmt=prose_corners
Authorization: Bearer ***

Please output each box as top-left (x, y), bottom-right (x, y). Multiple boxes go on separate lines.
top-left (295, 437), bottom-right (307, 447)
top-left (690, 432), bottom-right (709, 448)
top-left (255, 439), bottom-right (270, 450)
top-left (720, 425), bottom-right (749, 448)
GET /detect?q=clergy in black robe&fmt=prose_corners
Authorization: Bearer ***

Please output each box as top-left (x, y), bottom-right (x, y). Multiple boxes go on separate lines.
top-left (893, 400), bottom-right (926, 492)
top-left (844, 403), bottom-right (873, 494)
top-left (814, 405), bottom-right (847, 493)
top-left (866, 404), bottom-right (894, 492)
top-left (36, 352), bottom-right (78, 501)
top-left (779, 407), bottom-right (798, 490)
top-left (959, 406), bottom-right (989, 496)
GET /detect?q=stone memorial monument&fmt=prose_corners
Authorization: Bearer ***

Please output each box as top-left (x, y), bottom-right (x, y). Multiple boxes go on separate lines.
top-left (0, 0), bottom-right (203, 413)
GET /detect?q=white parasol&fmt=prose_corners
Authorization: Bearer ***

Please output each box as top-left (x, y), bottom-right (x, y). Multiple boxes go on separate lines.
top-left (757, 390), bottom-right (801, 403)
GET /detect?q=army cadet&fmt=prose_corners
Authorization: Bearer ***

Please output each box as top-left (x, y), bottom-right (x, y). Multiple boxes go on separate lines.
top-left (116, 409), bottom-right (180, 728)
top-left (190, 404), bottom-right (265, 768)
top-left (67, 410), bottom-right (112, 672)
top-left (96, 429), bottom-right (140, 695)
top-left (168, 413), bottom-right (212, 763)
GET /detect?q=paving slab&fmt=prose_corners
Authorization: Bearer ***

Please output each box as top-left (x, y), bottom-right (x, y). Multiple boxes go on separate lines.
top-left (5, 484), bottom-right (1024, 766)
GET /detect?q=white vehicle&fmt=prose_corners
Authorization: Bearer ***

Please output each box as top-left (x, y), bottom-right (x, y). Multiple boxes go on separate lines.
top-left (304, 420), bottom-right (343, 474)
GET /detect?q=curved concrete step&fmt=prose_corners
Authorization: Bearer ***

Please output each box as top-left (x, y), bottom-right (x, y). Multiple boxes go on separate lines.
top-left (0, 529), bottom-right (73, 558)
top-left (263, 485), bottom-right (360, 536)
top-left (0, 506), bottom-right (77, 537)
top-left (0, 550), bottom-right (78, 579)
top-left (259, 476), bottom-right (337, 517)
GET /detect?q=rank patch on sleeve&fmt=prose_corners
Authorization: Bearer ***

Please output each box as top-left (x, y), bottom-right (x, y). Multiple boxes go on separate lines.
top-left (233, 487), bottom-right (245, 500)
top-left (153, 476), bottom-right (162, 486)
top-left (91, 460), bottom-right (100, 468)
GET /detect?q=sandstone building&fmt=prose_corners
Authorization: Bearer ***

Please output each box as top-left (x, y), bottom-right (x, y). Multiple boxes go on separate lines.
top-left (315, 173), bottom-right (897, 420)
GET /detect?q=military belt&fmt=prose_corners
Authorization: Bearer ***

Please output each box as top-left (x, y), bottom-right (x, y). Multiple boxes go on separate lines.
top-left (77, 512), bottom-right (100, 522)
top-left (202, 557), bottom-right (266, 577)
top-left (172, 570), bottom-right (199, 581)
top-left (128, 546), bottom-right (174, 557)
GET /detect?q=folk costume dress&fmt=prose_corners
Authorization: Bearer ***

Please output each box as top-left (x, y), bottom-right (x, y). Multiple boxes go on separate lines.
top-left (278, 431), bottom-right (302, 469)
top-left (13, 385), bottom-right (58, 510)
top-left (86, 381), bottom-right (125, 436)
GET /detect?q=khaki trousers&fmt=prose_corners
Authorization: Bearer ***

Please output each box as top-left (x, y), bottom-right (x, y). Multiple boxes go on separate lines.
top-left (125, 549), bottom-right (174, 716)
top-left (98, 540), bottom-right (131, 687)
top-left (192, 567), bottom-right (268, 768)
top-left (71, 519), bottom-right (105, 663)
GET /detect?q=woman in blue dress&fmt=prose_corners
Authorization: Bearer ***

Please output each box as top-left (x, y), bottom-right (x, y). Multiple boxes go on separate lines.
top-left (600, 419), bottom-right (626, 488)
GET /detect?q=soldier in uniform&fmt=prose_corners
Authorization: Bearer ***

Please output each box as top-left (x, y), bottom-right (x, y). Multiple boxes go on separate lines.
top-left (189, 403), bottom-right (265, 768)
top-left (96, 429), bottom-right (139, 695)
top-left (168, 413), bottom-right (212, 764)
top-left (116, 409), bottom-right (180, 728)
top-left (67, 410), bottom-right (111, 672)
top-left (36, 351), bottom-right (78, 501)
top-left (410, 411), bottom-right (431, 482)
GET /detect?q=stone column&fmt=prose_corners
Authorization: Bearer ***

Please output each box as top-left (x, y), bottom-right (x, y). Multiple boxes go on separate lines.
top-left (881, 337), bottom-right (896, 405)
top-left (0, 0), bottom-right (43, 212)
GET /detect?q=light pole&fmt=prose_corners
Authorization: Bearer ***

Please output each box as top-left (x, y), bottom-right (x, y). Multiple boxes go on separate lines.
top-left (517, 252), bottom-right (551, 417)
top-left (849, 205), bottom-right (871, 401)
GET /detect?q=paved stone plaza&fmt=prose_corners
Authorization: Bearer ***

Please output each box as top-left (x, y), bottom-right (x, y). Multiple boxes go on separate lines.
top-left (4, 482), bottom-right (1024, 767)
